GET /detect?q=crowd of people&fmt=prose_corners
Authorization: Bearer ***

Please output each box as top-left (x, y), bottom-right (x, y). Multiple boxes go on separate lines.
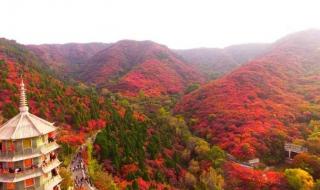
top-left (72, 148), bottom-right (94, 189)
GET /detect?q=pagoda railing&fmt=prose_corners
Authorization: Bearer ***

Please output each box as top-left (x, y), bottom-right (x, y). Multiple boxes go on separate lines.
top-left (0, 158), bottom-right (61, 182)
top-left (42, 159), bottom-right (61, 173)
top-left (0, 147), bottom-right (38, 157)
top-left (44, 175), bottom-right (62, 190)
top-left (0, 167), bottom-right (39, 178)
top-left (0, 166), bottom-right (42, 182)
top-left (0, 141), bottom-right (59, 161)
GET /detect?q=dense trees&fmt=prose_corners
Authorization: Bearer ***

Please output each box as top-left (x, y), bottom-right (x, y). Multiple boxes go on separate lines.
top-left (95, 106), bottom-right (147, 172)
top-left (198, 167), bottom-right (224, 190)
top-left (7, 35), bottom-right (320, 189)
top-left (175, 31), bottom-right (320, 161)
top-left (93, 103), bottom-right (227, 189)
top-left (59, 167), bottom-right (74, 190)
top-left (292, 153), bottom-right (320, 179)
top-left (285, 168), bottom-right (314, 190)
top-left (225, 163), bottom-right (288, 190)
top-left (0, 39), bottom-right (112, 135)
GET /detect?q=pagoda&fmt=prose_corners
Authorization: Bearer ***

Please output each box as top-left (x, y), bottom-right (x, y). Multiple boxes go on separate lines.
top-left (0, 79), bottom-right (62, 190)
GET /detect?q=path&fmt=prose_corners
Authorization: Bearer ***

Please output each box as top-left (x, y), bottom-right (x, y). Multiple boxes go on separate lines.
top-left (71, 147), bottom-right (95, 190)
top-left (70, 132), bottom-right (100, 190)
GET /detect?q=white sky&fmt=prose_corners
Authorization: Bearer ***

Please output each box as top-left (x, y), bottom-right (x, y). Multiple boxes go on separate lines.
top-left (0, 0), bottom-right (319, 49)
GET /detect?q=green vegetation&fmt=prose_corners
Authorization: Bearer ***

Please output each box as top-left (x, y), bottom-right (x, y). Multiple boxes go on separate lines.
top-left (59, 143), bottom-right (76, 167)
top-left (285, 168), bottom-right (314, 190)
top-left (59, 167), bottom-right (74, 190)
top-left (95, 106), bottom-right (147, 172)
top-left (185, 83), bottom-right (200, 94)
top-left (87, 142), bottom-right (118, 190)
top-left (93, 97), bottom-right (226, 188)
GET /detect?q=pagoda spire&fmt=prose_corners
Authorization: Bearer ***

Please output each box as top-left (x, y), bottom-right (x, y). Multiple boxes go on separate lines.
top-left (19, 78), bottom-right (29, 113)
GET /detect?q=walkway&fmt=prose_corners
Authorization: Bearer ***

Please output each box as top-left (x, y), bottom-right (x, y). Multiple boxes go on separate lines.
top-left (71, 147), bottom-right (95, 190)
top-left (70, 131), bottom-right (100, 190)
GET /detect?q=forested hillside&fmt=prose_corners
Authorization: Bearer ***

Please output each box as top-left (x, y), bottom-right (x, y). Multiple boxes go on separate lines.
top-left (0, 38), bottom-right (227, 190)
top-left (176, 30), bottom-right (320, 163)
top-left (175, 43), bottom-right (269, 79)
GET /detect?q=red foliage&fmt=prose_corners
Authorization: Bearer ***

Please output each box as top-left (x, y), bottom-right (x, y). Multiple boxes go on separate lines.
top-left (121, 164), bottom-right (139, 177)
top-left (77, 40), bottom-right (204, 96)
top-left (175, 30), bottom-right (320, 159)
top-left (224, 162), bottom-right (288, 190)
top-left (86, 119), bottom-right (106, 131)
top-left (57, 126), bottom-right (85, 146)
top-left (28, 43), bottom-right (109, 73)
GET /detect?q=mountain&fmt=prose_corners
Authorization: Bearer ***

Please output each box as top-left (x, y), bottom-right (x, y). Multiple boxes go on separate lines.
top-left (27, 43), bottom-right (110, 74)
top-left (79, 40), bottom-right (205, 96)
top-left (175, 43), bottom-right (270, 79)
top-left (175, 30), bottom-right (320, 162)
top-left (0, 38), bottom-right (111, 139)
top-left (28, 41), bottom-right (269, 97)
top-left (0, 38), bottom-right (229, 189)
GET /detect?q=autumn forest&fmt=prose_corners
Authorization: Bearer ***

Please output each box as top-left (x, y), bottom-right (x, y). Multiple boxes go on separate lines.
top-left (1, 29), bottom-right (320, 190)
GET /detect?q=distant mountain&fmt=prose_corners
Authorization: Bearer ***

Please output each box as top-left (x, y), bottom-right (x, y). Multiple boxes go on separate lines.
top-left (175, 43), bottom-right (270, 79)
top-left (79, 40), bottom-right (205, 96)
top-left (28, 41), bottom-right (269, 96)
top-left (175, 30), bottom-right (320, 161)
top-left (27, 43), bottom-right (110, 74)
top-left (28, 40), bottom-right (205, 96)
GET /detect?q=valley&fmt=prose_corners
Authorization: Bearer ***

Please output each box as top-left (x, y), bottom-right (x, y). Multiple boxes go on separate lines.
top-left (1, 30), bottom-right (320, 190)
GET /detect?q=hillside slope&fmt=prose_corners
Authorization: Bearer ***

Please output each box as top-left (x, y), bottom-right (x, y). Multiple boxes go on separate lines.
top-left (175, 43), bottom-right (269, 79)
top-left (175, 30), bottom-right (320, 161)
top-left (27, 43), bottom-right (110, 74)
top-left (0, 38), bottom-right (230, 189)
top-left (0, 38), bottom-right (109, 135)
top-left (80, 40), bottom-right (205, 96)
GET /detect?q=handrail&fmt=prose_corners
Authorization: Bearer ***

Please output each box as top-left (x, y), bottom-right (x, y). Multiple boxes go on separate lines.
top-left (0, 141), bottom-right (59, 160)
top-left (0, 158), bottom-right (60, 179)
top-left (44, 175), bottom-right (62, 190)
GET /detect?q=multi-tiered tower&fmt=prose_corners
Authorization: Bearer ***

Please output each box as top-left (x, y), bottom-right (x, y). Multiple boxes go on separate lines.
top-left (0, 80), bottom-right (62, 190)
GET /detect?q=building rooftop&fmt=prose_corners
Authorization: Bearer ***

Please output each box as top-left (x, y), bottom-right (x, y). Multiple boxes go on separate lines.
top-left (0, 79), bottom-right (57, 140)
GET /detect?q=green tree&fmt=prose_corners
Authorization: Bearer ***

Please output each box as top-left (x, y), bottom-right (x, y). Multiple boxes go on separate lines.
top-left (2, 103), bottom-right (18, 119)
top-left (147, 135), bottom-right (161, 159)
top-left (59, 167), bottom-right (74, 190)
top-left (198, 167), bottom-right (224, 190)
top-left (185, 83), bottom-right (200, 94)
top-left (314, 179), bottom-right (320, 190)
top-left (95, 107), bottom-right (147, 175)
top-left (285, 168), bottom-right (314, 190)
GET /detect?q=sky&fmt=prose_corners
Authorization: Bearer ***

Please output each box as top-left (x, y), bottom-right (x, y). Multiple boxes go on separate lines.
top-left (0, 0), bottom-right (320, 49)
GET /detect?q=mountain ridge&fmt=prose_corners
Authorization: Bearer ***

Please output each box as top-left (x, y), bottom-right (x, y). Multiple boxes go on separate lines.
top-left (175, 29), bottom-right (320, 161)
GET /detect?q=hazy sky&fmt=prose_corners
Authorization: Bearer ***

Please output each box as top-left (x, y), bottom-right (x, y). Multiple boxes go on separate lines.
top-left (0, 0), bottom-right (319, 49)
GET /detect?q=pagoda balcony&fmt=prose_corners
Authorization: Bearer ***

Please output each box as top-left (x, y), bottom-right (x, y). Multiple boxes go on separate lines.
top-left (0, 158), bottom-right (61, 183)
top-left (44, 175), bottom-right (62, 190)
top-left (0, 167), bottom-right (42, 183)
top-left (41, 141), bottom-right (60, 155)
top-left (0, 142), bottom-right (60, 162)
top-left (42, 158), bottom-right (61, 173)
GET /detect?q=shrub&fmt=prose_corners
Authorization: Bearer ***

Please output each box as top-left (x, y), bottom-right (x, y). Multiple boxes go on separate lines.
top-left (285, 168), bottom-right (314, 190)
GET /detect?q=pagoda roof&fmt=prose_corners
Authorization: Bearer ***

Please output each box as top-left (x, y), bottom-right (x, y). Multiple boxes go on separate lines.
top-left (0, 79), bottom-right (57, 140)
